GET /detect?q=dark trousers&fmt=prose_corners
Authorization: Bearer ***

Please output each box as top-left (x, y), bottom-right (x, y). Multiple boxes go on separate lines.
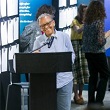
top-left (85, 53), bottom-right (109, 104)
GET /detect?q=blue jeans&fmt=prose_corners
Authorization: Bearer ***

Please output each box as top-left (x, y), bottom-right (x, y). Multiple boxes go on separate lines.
top-left (57, 81), bottom-right (73, 110)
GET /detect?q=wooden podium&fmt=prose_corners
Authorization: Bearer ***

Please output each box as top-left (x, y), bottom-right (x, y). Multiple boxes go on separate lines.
top-left (14, 52), bottom-right (72, 110)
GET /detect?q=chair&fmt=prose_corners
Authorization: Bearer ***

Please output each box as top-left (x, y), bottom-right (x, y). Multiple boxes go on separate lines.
top-left (5, 60), bottom-right (29, 110)
top-left (5, 82), bottom-right (29, 110)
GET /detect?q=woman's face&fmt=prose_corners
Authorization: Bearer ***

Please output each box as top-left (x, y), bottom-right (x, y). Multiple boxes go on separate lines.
top-left (38, 15), bottom-right (55, 37)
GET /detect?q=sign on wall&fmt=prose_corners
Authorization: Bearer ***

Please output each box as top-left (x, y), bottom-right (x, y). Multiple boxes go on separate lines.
top-left (19, 0), bottom-right (52, 34)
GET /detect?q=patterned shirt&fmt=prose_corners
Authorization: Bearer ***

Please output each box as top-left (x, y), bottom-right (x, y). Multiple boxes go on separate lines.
top-left (33, 30), bottom-right (75, 88)
top-left (82, 20), bottom-right (106, 53)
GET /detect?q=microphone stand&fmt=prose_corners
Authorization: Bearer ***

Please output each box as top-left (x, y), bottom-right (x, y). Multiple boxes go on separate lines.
top-left (30, 36), bottom-right (54, 53)
top-left (30, 41), bottom-right (49, 53)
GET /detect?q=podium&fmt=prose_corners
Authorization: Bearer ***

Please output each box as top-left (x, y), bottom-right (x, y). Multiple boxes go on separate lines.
top-left (14, 52), bottom-right (72, 110)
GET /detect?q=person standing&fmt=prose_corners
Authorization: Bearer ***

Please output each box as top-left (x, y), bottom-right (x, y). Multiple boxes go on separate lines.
top-left (82, 1), bottom-right (110, 107)
top-left (70, 4), bottom-right (89, 105)
top-left (33, 6), bottom-right (75, 110)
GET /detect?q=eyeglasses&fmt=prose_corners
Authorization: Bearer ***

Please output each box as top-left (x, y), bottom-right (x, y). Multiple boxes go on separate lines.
top-left (39, 20), bottom-right (53, 29)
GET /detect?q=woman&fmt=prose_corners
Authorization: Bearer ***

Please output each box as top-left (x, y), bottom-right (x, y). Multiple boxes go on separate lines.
top-left (33, 5), bottom-right (75, 110)
top-left (70, 4), bottom-right (89, 105)
top-left (82, 1), bottom-right (110, 107)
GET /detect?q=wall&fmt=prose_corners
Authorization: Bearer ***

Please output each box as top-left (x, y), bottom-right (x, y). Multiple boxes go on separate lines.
top-left (77, 0), bottom-right (90, 6)
top-left (20, 0), bottom-right (91, 34)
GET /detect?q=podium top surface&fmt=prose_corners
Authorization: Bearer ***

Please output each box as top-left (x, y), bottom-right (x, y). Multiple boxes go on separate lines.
top-left (14, 52), bottom-right (72, 73)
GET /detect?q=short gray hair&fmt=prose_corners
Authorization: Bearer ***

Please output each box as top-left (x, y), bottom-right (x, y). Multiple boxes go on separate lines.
top-left (37, 13), bottom-right (54, 22)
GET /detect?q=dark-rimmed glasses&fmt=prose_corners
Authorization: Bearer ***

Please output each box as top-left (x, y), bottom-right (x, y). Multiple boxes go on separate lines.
top-left (39, 20), bottom-right (53, 29)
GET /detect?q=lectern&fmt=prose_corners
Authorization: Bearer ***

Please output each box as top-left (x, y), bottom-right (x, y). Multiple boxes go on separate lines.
top-left (14, 52), bottom-right (72, 110)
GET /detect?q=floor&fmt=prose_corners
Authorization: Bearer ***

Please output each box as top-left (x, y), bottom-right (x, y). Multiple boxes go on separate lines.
top-left (22, 90), bottom-right (110, 110)
top-left (71, 91), bottom-right (110, 110)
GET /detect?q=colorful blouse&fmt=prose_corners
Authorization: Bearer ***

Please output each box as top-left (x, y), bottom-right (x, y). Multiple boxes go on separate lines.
top-left (82, 20), bottom-right (106, 53)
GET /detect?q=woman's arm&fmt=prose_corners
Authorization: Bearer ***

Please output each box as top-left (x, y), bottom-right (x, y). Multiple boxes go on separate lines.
top-left (72, 24), bottom-right (84, 34)
top-left (105, 30), bottom-right (110, 38)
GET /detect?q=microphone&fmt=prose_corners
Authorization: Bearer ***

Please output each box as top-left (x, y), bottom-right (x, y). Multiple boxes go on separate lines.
top-left (30, 36), bottom-right (54, 53)
top-left (30, 40), bottom-right (49, 53)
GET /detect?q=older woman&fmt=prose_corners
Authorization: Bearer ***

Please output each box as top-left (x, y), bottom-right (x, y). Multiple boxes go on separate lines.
top-left (33, 5), bottom-right (75, 110)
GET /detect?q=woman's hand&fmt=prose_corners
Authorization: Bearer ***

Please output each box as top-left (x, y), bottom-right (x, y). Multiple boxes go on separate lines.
top-left (105, 30), bottom-right (110, 38)
top-left (73, 24), bottom-right (84, 34)
top-left (33, 50), bottom-right (40, 53)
